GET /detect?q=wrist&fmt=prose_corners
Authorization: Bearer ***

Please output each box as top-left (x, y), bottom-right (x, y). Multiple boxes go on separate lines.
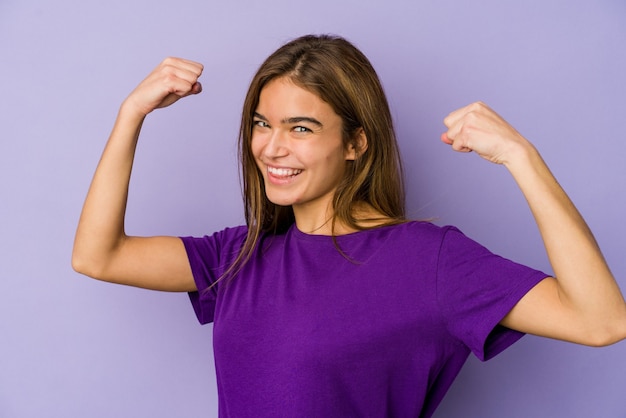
top-left (502, 140), bottom-right (541, 173)
top-left (119, 97), bottom-right (150, 122)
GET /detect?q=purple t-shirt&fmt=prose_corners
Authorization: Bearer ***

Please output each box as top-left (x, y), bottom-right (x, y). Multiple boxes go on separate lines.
top-left (182, 221), bottom-right (547, 417)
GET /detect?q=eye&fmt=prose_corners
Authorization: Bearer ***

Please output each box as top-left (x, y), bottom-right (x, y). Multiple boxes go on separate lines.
top-left (293, 126), bottom-right (312, 133)
top-left (254, 120), bottom-right (269, 128)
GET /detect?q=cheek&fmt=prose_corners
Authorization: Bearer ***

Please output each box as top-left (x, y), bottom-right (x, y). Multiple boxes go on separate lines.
top-left (298, 141), bottom-right (343, 164)
top-left (321, 145), bottom-right (349, 166)
top-left (250, 134), bottom-right (264, 159)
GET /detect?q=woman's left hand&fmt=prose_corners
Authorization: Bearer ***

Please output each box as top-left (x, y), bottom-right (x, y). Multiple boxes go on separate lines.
top-left (441, 101), bottom-right (531, 166)
top-left (441, 102), bottom-right (626, 347)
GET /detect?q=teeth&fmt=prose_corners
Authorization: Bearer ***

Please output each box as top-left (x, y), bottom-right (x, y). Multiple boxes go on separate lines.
top-left (268, 167), bottom-right (302, 177)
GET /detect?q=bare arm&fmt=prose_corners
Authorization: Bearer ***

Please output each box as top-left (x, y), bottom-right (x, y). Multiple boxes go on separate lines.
top-left (441, 102), bottom-right (626, 346)
top-left (72, 58), bottom-right (204, 292)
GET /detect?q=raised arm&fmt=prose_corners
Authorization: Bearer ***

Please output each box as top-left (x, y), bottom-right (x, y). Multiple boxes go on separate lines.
top-left (72, 58), bottom-right (204, 292)
top-left (441, 102), bottom-right (626, 346)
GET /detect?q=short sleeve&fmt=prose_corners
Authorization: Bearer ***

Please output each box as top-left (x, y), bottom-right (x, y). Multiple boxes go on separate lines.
top-left (436, 226), bottom-right (548, 361)
top-left (181, 226), bottom-right (247, 324)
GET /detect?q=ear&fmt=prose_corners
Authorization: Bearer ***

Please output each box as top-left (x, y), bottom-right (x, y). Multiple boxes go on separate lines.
top-left (345, 128), bottom-right (368, 161)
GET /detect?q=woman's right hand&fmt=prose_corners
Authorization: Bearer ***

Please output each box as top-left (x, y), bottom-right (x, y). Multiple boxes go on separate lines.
top-left (123, 57), bottom-right (204, 117)
top-left (72, 57), bottom-right (204, 292)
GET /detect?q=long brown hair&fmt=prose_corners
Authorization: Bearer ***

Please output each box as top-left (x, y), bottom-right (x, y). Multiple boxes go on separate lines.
top-left (226, 34), bottom-right (406, 281)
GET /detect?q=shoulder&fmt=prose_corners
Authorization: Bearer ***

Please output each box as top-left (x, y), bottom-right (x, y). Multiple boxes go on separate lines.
top-left (183, 224), bottom-right (248, 243)
top-left (349, 221), bottom-right (464, 262)
top-left (393, 221), bottom-right (488, 251)
top-left (181, 225), bottom-right (249, 258)
top-left (212, 225), bottom-right (249, 243)
top-left (380, 220), bottom-right (461, 242)
top-left (380, 221), bottom-right (494, 265)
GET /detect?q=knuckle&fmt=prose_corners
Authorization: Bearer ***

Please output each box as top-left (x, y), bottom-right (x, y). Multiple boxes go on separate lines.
top-left (459, 123), bottom-right (475, 139)
top-left (161, 71), bottom-right (176, 82)
top-left (162, 56), bottom-right (177, 65)
top-left (471, 101), bottom-right (486, 109)
top-left (464, 112), bottom-right (479, 126)
top-left (159, 58), bottom-right (179, 74)
top-left (467, 101), bottom-right (486, 116)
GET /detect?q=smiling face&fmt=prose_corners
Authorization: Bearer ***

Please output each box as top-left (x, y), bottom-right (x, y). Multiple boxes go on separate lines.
top-left (251, 77), bottom-right (356, 222)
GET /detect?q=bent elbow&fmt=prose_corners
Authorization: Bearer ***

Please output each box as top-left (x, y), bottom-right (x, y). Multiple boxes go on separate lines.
top-left (71, 252), bottom-right (95, 278)
top-left (71, 247), bottom-right (106, 280)
top-left (585, 333), bottom-right (625, 348)
top-left (71, 245), bottom-right (85, 274)
top-left (583, 315), bottom-right (626, 347)
top-left (71, 254), bottom-right (88, 276)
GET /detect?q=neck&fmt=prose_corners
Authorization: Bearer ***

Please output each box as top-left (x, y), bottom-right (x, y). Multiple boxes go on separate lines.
top-left (293, 201), bottom-right (338, 235)
top-left (292, 201), bottom-right (392, 236)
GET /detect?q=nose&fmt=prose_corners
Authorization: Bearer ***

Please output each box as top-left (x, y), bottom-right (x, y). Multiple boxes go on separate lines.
top-left (262, 129), bottom-right (289, 159)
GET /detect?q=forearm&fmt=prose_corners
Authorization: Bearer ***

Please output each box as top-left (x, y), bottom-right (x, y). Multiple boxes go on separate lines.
top-left (72, 102), bottom-right (145, 277)
top-left (506, 144), bottom-right (626, 338)
top-left (442, 102), bottom-right (626, 344)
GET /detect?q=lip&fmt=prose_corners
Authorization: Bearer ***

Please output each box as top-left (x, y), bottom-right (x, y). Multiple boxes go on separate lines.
top-left (265, 164), bottom-right (303, 186)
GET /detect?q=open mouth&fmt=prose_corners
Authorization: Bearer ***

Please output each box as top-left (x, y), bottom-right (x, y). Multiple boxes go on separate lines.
top-left (267, 166), bottom-right (303, 179)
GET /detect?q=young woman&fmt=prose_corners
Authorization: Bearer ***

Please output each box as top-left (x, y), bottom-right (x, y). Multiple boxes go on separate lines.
top-left (73, 35), bottom-right (626, 417)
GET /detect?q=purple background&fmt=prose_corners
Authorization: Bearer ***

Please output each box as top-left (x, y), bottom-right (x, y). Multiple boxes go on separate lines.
top-left (2, 1), bottom-right (625, 416)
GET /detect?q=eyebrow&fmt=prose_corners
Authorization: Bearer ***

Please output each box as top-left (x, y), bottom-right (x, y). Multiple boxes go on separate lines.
top-left (254, 112), bottom-right (324, 128)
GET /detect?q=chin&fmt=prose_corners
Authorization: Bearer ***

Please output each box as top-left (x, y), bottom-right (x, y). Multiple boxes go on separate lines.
top-left (264, 192), bottom-right (297, 207)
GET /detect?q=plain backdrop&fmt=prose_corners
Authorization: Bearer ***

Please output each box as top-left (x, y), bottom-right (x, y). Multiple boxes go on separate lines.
top-left (1, 1), bottom-right (625, 417)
